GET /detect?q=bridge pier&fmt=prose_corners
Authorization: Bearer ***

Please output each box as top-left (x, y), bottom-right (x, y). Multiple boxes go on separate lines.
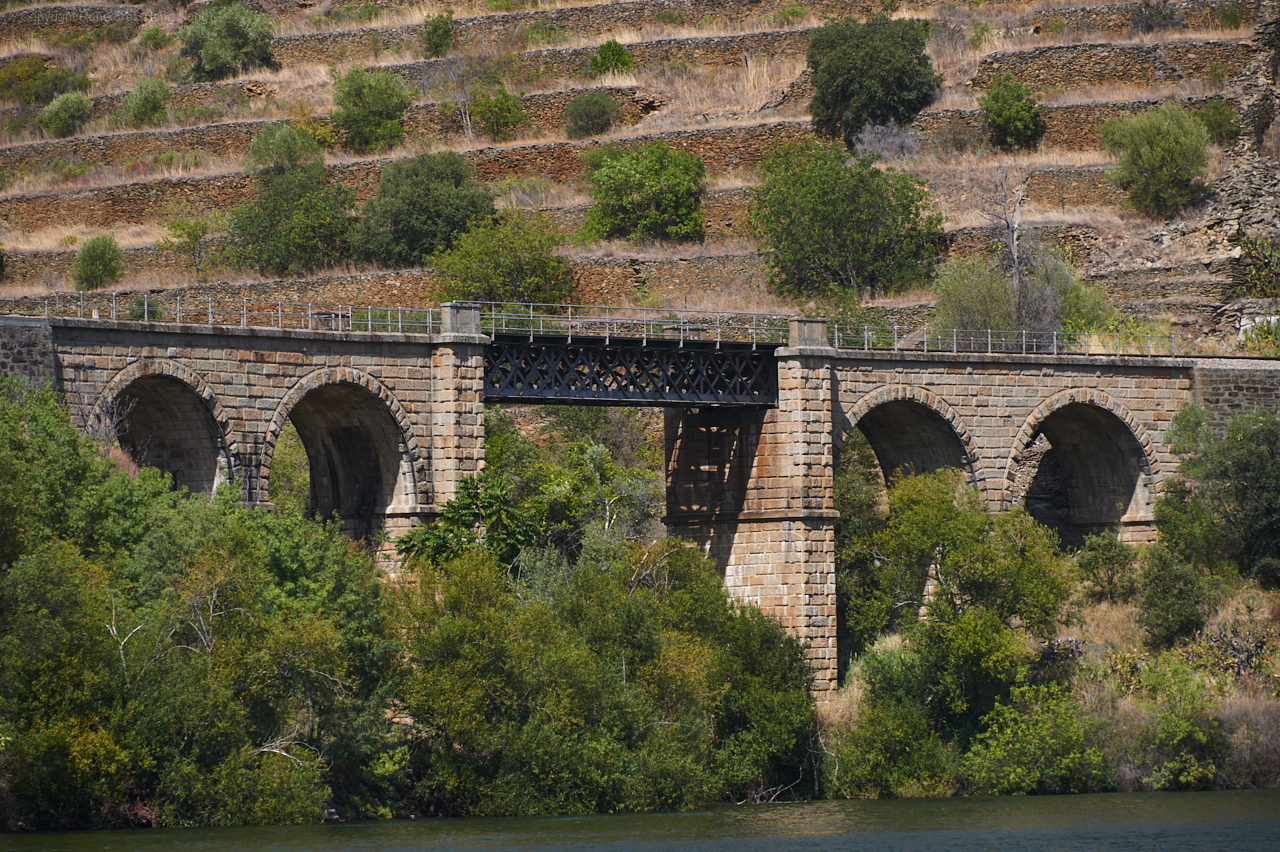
top-left (665, 319), bottom-right (840, 699)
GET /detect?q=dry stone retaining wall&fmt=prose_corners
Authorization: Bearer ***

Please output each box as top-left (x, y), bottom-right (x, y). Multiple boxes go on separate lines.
top-left (0, 86), bottom-right (660, 173)
top-left (1026, 0), bottom-right (1260, 36)
top-left (0, 4), bottom-right (147, 42)
top-left (972, 39), bottom-right (1259, 90)
top-left (0, 120), bottom-right (814, 230)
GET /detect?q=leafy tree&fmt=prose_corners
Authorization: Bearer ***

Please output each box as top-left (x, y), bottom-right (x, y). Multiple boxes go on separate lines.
top-left (136, 26), bottom-right (174, 52)
top-left (422, 10), bottom-right (454, 58)
top-left (978, 74), bottom-right (1043, 150)
top-left (177, 0), bottom-right (274, 82)
top-left (433, 209), bottom-right (577, 304)
top-left (471, 84), bottom-right (529, 142)
top-left (748, 139), bottom-right (941, 298)
top-left (1196, 99), bottom-right (1240, 146)
top-left (157, 203), bottom-right (228, 280)
top-left (36, 92), bottom-right (93, 138)
top-left (962, 684), bottom-right (1110, 794)
top-left (807, 16), bottom-right (941, 147)
top-left (352, 151), bottom-right (496, 268)
top-left (399, 543), bottom-right (814, 816)
top-left (119, 76), bottom-right (171, 129)
top-left (1138, 544), bottom-right (1206, 649)
top-left (1077, 532), bottom-right (1138, 603)
top-left (1156, 403), bottom-right (1280, 581)
top-left (1101, 101), bottom-right (1210, 217)
top-left (589, 39), bottom-right (634, 76)
top-left (71, 234), bottom-right (125, 290)
top-left (227, 124), bottom-right (354, 277)
top-left (579, 141), bottom-right (705, 242)
top-left (564, 91), bottom-right (622, 139)
top-left (331, 67), bottom-right (412, 153)
top-left (932, 254), bottom-right (1016, 330)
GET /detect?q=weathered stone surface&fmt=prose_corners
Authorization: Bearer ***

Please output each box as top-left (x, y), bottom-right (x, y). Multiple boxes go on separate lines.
top-left (0, 4), bottom-right (148, 42)
top-left (972, 39), bottom-right (1259, 91)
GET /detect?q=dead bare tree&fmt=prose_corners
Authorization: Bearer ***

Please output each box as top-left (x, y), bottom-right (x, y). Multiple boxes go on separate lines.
top-left (86, 393), bottom-right (137, 448)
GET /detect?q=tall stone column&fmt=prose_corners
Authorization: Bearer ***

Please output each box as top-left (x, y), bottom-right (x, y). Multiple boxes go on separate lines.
top-left (429, 303), bottom-right (488, 513)
top-left (665, 318), bottom-right (840, 698)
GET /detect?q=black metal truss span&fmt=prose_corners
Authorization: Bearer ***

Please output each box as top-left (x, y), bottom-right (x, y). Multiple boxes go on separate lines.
top-left (484, 335), bottom-right (780, 407)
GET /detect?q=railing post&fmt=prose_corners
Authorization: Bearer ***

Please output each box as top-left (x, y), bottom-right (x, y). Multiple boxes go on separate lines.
top-left (143, 294), bottom-right (149, 321)
top-left (987, 328), bottom-right (991, 354)
top-left (208, 297), bottom-right (213, 325)
top-left (923, 327), bottom-right (928, 353)
top-left (112, 292), bottom-right (117, 320)
top-left (1116, 332), bottom-right (1120, 356)
top-left (1147, 333), bottom-right (1151, 356)
top-left (953, 328), bottom-right (957, 353)
top-left (1053, 330), bottom-right (1058, 356)
top-left (242, 299), bottom-right (247, 327)
top-left (177, 295), bottom-right (182, 324)
top-left (78, 291), bottom-right (84, 318)
top-left (864, 325), bottom-right (869, 350)
top-left (1022, 329), bottom-right (1026, 355)
top-left (893, 326), bottom-right (898, 349)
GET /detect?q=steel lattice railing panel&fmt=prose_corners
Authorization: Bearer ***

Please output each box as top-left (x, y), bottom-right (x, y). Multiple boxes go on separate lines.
top-left (484, 336), bottom-right (779, 407)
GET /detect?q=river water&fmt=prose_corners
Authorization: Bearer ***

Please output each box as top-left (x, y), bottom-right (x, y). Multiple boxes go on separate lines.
top-left (5, 789), bottom-right (1279, 852)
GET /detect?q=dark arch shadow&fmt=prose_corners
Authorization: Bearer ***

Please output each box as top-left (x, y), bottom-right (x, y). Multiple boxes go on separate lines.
top-left (282, 382), bottom-right (415, 540)
top-left (114, 375), bottom-right (231, 495)
top-left (1010, 400), bottom-right (1154, 543)
top-left (836, 383), bottom-right (982, 495)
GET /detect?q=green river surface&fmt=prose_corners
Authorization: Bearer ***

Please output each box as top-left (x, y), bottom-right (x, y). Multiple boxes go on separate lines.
top-left (5, 789), bottom-right (1278, 852)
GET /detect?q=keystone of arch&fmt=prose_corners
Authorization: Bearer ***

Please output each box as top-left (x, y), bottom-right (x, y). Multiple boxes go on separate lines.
top-left (838, 383), bottom-right (989, 496)
top-left (260, 366), bottom-right (427, 502)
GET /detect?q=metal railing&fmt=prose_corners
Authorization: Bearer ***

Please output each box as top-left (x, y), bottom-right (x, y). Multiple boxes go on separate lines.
top-left (471, 302), bottom-right (791, 347)
top-left (0, 292), bottom-right (442, 335)
top-left (829, 325), bottom-right (1178, 357)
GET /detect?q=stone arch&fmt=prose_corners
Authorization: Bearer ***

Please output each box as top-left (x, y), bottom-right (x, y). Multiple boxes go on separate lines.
top-left (263, 367), bottom-right (426, 539)
top-left (837, 383), bottom-right (988, 497)
top-left (92, 359), bottom-right (237, 495)
top-left (1005, 388), bottom-right (1159, 540)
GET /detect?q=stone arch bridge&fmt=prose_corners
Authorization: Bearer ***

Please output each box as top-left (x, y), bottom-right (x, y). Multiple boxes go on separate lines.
top-left (4, 301), bottom-right (1280, 697)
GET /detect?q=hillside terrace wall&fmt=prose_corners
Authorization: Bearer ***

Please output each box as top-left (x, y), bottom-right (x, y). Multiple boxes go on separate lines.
top-left (380, 28), bottom-right (814, 86)
top-left (0, 86), bottom-right (662, 173)
top-left (911, 96), bottom-right (1224, 151)
top-left (0, 121), bottom-right (816, 230)
top-left (971, 39), bottom-right (1260, 90)
top-left (1026, 0), bottom-right (1260, 36)
top-left (0, 4), bottom-right (147, 42)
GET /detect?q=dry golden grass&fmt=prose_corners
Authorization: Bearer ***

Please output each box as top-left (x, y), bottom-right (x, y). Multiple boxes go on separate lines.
top-left (0, 152), bottom-right (243, 199)
top-left (630, 57), bottom-right (805, 131)
top-left (0, 222), bottom-right (169, 253)
top-left (560, 237), bottom-right (758, 261)
top-left (1061, 600), bottom-right (1144, 659)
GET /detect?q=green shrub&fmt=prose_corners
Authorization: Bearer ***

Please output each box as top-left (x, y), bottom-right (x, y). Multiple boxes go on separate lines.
top-left (433, 209), bottom-right (577, 304)
top-left (748, 139), bottom-right (941, 297)
top-left (578, 141), bottom-right (630, 177)
top-left (177, 1), bottom-right (274, 82)
top-left (227, 124), bottom-right (354, 277)
top-left (423, 11), bottom-right (453, 58)
top-left (772, 1), bottom-right (807, 26)
top-left (471, 85), bottom-right (528, 142)
top-left (1129, 0), bottom-right (1184, 34)
top-left (1216, 2), bottom-right (1246, 29)
top-left (157, 203), bottom-right (227, 280)
top-left (1137, 544), bottom-right (1205, 649)
top-left (1237, 231), bottom-right (1280, 297)
top-left (828, 696), bottom-right (957, 798)
top-left (1196, 99), bottom-right (1240, 146)
top-left (0, 58), bottom-right (92, 107)
top-left (37, 92), bottom-right (93, 138)
top-left (353, 151), bottom-right (496, 267)
top-left (978, 73), bottom-right (1043, 150)
top-left (119, 77), bottom-right (171, 129)
top-left (1077, 533), bottom-right (1139, 603)
top-left (806, 16), bottom-right (941, 147)
top-left (1101, 101), bottom-right (1210, 217)
top-left (71, 234), bottom-right (125, 291)
top-left (589, 39), bottom-right (634, 76)
top-left (563, 91), bottom-right (622, 139)
top-left (136, 26), bottom-right (174, 51)
top-left (932, 255), bottom-right (1015, 330)
top-left (962, 684), bottom-right (1111, 795)
top-left (331, 67), bottom-right (412, 153)
top-left (579, 141), bottom-right (705, 242)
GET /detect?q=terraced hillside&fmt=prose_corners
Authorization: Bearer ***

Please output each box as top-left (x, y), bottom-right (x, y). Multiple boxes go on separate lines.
top-left (0, 0), bottom-right (1276, 349)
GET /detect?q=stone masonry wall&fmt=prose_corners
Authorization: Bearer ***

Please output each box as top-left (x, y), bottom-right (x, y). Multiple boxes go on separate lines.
top-left (1191, 356), bottom-right (1280, 426)
top-left (1026, 0), bottom-right (1261, 36)
top-left (0, 316), bottom-right (54, 384)
top-left (0, 4), bottom-right (147, 42)
top-left (0, 120), bottom-right (815, 230)
top-left (0, 87), bottom-right (661, 173)
top-left (912, 97), bottom-right (1227, 152)
top-left (971, 39), bottom-right (1259, 90)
